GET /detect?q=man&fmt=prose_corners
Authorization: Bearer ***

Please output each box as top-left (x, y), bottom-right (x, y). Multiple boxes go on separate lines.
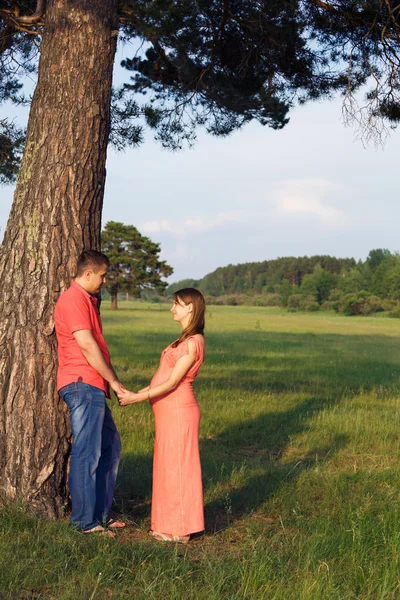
top-left (55, 249), bottom-right (125, 535)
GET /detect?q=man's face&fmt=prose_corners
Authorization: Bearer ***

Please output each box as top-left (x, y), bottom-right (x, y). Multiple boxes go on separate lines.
top-left (86, 264), bottom-right (108, 294)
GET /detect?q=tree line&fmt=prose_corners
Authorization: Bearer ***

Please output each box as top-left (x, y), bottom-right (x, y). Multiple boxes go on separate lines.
top-left (167, 249), bottom-right (400, 316)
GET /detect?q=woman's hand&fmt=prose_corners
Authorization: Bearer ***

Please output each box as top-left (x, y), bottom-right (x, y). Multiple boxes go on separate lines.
top-left (118, 389), bottom-right (141, 406)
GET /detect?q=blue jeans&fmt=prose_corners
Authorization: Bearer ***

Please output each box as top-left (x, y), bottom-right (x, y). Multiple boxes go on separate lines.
top-left (59, 382), bottom-right (121, 531)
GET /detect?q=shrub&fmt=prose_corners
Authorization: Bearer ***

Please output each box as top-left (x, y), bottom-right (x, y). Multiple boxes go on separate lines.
top-left (361, 296), bottom-right (384, 315)
top-left (382, 299), bottom-right (397, 312)
top-left (320, 301), bottom-right (334, 310)
top-left (287, 294), bottom-right (304, 310)
top-left (205, 296), bottom-right (225, 305)
top-left (238, 295), bottom-right (255, 306)
top-left (304, 301), bottom-right (320, 312)
top-left (389, 303), bottom-right (400, 318)
top-left (203, 294), bottom-right (280, 306)
top-left (256, 293), bottom-right (281, 307)
top-left (286, 294), bottom-right (320, 312)
top-left (342, 292), bottom-right (383, 316)
top-left (343, 295), bottom-right (362, 316)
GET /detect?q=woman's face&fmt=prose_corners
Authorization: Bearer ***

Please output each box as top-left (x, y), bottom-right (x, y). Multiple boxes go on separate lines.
top-left (171, 296), bottom-right (192, 325)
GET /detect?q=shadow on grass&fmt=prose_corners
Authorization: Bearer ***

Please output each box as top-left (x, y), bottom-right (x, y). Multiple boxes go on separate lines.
top-left (116, 396), bottom-right (346, 534)
top-left (201, 407), bottom-right (348, 534)
top-left (108, 329), bottom-right (400, 395)
top-left (111, 329), bottom-right (400, 532)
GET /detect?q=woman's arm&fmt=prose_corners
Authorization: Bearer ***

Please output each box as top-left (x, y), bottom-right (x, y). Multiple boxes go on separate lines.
top-left (119, 339), bottom-right (198, 406)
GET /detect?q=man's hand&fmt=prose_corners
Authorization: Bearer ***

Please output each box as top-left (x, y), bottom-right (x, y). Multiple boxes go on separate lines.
top-left (110, 380), bottom-right (125, 399)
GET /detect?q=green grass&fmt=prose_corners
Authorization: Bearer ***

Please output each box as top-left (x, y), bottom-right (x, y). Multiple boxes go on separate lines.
top-left (2, 304), bottom-right (400, 599)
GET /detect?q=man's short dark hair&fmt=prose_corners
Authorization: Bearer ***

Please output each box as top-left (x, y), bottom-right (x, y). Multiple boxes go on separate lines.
top-left (76, 250), bottom-right (110, 276)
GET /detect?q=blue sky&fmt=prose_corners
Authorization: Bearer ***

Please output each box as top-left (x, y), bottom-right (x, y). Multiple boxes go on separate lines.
top-left (1, 48), bottom-right (399, 283)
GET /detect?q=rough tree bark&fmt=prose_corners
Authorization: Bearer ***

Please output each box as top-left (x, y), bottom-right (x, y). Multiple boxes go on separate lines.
top-left (0, 0), bottom-right (118, 516)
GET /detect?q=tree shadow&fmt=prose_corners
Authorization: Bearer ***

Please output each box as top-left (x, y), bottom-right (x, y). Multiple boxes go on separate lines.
top-left (110, 328), bottom-right (400, 531)
top-left (115, 395), bottom-right (347, 533)
top-left (108, 328), bottom-right (400, 396)
top-left (201, 330), bottom-right (400, 396)
top-left (201, 406), bottom-right (348, 534)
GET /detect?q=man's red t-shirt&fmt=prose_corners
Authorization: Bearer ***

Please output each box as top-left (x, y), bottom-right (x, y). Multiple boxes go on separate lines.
top-left (54, 281), bottom-right (110, 396)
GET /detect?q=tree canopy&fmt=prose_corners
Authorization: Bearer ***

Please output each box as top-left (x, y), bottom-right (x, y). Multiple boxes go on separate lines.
top-left (2, 0), bottom-right (400, 180)
top-left (101, 221), bottom-right (173, 309)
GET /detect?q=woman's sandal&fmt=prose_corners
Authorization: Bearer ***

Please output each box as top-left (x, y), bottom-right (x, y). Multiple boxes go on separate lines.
top-left (150, 530), bottom-right (190, 544)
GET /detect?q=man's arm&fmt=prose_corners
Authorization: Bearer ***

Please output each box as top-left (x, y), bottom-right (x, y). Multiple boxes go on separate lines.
top-left (73, 329), bottom-right (124, 396)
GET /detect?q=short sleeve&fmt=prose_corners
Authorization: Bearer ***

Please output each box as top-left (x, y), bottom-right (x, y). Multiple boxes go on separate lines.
top-left (61, 295), bottom-right (92, 333)
top-left (174, 336), bottom-right (203, 361)
top-left (174, 338), bottom-right (190, 359)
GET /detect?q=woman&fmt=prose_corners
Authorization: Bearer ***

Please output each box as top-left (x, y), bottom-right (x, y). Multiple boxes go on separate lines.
top-left (119, 288), bottom-right (206, 543)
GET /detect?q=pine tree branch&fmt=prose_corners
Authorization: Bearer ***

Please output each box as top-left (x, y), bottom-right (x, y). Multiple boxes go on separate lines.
top-left (308, 0), bottom-right (400, 40)
top-left (149, 35), bottom-right (179, 78)
top-left (13, 0), bottom-right (45, 24)
top-left (0, 0), bottom-right (45, 33)
top-left (308, 0), bottom-right (338, 12)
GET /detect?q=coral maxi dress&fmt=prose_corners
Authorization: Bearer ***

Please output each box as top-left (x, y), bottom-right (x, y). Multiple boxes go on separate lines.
top-left (149, 334), bottom-right (205, 536)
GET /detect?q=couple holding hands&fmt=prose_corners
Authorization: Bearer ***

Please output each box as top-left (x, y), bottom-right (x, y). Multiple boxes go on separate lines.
top-left (55, 250), bottom-right (205, 543)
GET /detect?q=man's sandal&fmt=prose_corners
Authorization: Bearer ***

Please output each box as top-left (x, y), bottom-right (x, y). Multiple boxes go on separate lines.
top-left (83, 525), bottom-right (116, 538)
top-left (105, 518), bottom-right (126, 529)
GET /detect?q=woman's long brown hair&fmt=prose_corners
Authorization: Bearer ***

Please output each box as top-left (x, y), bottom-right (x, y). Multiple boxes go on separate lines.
top-left (171, 288), bottom-right (206, 348)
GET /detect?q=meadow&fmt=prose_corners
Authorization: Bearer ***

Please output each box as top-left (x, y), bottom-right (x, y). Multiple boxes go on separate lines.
top-left (2, 303), bottom-right (400, 599)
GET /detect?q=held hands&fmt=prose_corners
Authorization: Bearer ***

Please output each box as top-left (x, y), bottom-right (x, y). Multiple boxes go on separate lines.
top-left (118, 388), bottom-right (141, 406)
top-left (110, 377), bottom-right (148, 406)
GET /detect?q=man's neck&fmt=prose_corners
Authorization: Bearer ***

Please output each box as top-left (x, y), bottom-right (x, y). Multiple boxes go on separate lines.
top-left (74, 278), bottom-right (91, 294)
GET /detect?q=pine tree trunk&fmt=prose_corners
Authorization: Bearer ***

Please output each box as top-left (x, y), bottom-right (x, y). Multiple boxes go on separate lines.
top-left (0, 0), bottom-right (118, 516)
top-left (111, 292), bottom-right (118, 310)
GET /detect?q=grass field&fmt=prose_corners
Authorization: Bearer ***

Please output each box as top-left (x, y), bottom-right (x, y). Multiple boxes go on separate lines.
top-left (2, 303), bottom-right (400, 599)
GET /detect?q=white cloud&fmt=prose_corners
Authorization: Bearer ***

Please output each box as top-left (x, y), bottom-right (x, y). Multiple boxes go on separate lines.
top-left (140, 210), bottom-right (243, 238)
top-left (274, 179), bottom-right (345, 225)
top-left (139, 219), bottom-right (172, 234)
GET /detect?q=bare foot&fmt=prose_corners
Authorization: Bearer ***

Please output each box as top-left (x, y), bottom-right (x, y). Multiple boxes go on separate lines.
top-left (106, 519), bottom-right (126, 529)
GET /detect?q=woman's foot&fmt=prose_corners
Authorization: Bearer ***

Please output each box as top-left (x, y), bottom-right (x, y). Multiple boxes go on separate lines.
top-left (150, 530), bottom-right (190, 544)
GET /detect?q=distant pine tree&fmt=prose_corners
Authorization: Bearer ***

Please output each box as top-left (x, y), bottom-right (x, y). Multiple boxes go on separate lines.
top-left (101, 221), bottom-right (173, 309)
